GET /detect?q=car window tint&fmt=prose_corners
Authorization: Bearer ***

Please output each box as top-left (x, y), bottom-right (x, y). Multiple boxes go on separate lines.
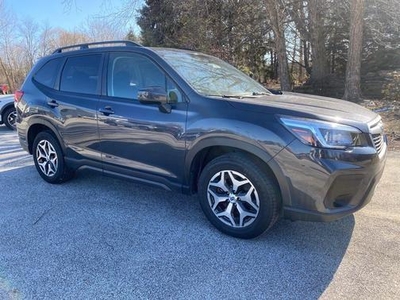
top-left (107, 52), bottom-right (183, 102)
top-left (60, 55), bottom-right (102, 95)
top-left (33, 58), bottom-right (63, 88)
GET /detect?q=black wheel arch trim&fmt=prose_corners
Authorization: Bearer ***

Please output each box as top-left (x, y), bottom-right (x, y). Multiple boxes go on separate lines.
top-left (184, 137), bottom-right (292, 207)
top-left (26, 117), bottom-right (66, 154)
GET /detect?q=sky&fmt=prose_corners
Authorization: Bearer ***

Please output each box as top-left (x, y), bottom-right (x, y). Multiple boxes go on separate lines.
top-left (5, 0), bottom-right (142, 32)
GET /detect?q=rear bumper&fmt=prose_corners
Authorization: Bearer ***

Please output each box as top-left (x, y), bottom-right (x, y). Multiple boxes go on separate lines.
top-left (276, 139), bottom-right (387, 222)
top-left (17, 127), bottom-right (30, 153)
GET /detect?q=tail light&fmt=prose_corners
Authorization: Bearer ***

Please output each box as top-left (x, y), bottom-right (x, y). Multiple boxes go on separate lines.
top-left (14, 90), bottom-right (24, 103)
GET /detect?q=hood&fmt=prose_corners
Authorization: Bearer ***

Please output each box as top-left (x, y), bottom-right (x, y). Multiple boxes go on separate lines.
top-left (227, 92), bottom-right (379, 132)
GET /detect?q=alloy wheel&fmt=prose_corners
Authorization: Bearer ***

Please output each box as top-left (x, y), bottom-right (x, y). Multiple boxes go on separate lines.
top-left (36, 140), bottom-right (59, 177)
top-left (207, 170), bottom-right (260, 228)
top-left (7, 110), bottom-right (16, 129)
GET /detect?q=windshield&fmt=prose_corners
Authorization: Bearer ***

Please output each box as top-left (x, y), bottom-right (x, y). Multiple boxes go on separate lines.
top-left (153, 49), bottom-right (271, 98)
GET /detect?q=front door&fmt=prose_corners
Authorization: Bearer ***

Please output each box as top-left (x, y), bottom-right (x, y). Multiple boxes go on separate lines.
top-left (97, 52), bottom-right (187, 189)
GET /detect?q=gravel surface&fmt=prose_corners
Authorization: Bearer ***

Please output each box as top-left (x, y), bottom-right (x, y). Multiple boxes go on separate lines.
top-left (0, 126), bottom-right (399, 300)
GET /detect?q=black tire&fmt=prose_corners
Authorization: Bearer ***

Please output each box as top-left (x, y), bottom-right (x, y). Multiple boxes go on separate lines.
top-left (198, 153), bottom-right (281, 239)
top-left (32, 131), bottom-right (74, 184)
top-left (3, 106), bottom-right (16, 130)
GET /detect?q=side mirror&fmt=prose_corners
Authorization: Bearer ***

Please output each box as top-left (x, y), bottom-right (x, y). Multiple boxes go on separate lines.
top-left (138, 86), bottom-right (168, 104)
top-left (138, 86), bottom-right (173, 114)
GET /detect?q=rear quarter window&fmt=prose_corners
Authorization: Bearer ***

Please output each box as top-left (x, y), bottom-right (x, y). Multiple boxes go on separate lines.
top-left (33, 58), bottom-right (63, 88)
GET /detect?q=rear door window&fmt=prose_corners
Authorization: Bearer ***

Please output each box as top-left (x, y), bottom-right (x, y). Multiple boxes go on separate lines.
top-left (60, 55), bottom-right (102, 95)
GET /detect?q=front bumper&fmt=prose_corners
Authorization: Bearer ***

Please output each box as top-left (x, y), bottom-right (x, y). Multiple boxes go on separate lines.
top-left (276, 139), bottom-right (387, 222)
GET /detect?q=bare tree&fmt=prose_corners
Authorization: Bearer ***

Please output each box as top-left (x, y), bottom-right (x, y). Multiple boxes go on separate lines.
top-left (308, 0), bottom-right (330, 83)
top-left (0, 0), bottom-right (25, 91)
top-left (265, 0), bottom-right (291, 91)
top-left (37, 23), bottom-right (59, 57)
top-left (83, 18), bottom-right (125, 41)
top-left (55, 29), bottom-right (89, 47)
top-left (343, 0), bottom-right (364, 102)
top-left (18, 19), bottom-right (40, 71)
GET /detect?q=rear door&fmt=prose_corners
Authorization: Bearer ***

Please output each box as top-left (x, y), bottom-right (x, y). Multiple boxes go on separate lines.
top-left (97, 51), bottom-right (188, 188)
top-left (49, 54), bottom-right (103, 162)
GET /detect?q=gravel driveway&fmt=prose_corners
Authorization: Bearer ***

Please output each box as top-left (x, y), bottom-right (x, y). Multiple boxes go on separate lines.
top-left (0, 126), bottom-right (399, 299)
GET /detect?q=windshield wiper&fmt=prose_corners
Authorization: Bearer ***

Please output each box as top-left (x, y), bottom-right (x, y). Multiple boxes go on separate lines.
top-left (252, 91), bottom-right (271, 96)
top-left (222, 94), bottom-right (245, 99)
top-left (206, 94), bottom-right (248, 99)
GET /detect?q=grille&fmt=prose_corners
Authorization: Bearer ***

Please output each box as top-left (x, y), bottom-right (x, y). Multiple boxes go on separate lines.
top-left (372, 134), bottom-right (384, 154)
top-left (369, 117), bottom-right (385, 155)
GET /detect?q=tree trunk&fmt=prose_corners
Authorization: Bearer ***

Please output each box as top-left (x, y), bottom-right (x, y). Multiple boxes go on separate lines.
top-left (308, 0), bottom-right (329, 83)
top-left (299, 40), bottom-right (304, 80)
top-left (290, 36), bottom-right (297, 78)
top-left (265, 0), bottom-right (291, 91)
top-left (343, 0), bottom-right (365, 102)
top-left (303, 40), bottom-right (311, 75)
top-left (0, 58), bottom-right (13, 91)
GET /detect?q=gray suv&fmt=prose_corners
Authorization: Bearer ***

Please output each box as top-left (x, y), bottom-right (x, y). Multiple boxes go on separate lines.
top-left (15, 41), bottom-right (387, 238)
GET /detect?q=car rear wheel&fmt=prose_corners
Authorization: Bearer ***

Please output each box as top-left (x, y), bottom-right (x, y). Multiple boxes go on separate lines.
top-left (198, 153), bottom-right (281, 239)
top-left (3, 107), bottom-right (16, 130)
top-left (33, 131), bottom-right (74, 183)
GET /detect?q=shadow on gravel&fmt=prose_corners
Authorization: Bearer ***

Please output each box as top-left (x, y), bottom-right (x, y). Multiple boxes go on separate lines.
top-left (0, 167), bottom-right (354, 299)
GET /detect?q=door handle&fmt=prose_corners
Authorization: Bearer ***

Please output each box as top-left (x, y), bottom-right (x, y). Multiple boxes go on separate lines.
top-left (47, 99), bottom-right (59, 108)
top-left (99, 106), bottom-right (115, 116)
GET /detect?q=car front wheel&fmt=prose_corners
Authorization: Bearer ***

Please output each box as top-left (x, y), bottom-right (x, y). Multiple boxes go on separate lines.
top-left (198, 153), bottom-right (281, 239)
top-left (32, 131), bottom-right (74, 183)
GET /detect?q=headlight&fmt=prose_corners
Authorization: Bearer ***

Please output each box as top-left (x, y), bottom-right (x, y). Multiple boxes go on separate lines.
top-left (280, 117), bottom-right (369, 149)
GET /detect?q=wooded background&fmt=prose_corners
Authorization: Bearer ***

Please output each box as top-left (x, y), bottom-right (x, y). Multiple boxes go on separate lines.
top-left (1, 0), bottom-right (400, 102)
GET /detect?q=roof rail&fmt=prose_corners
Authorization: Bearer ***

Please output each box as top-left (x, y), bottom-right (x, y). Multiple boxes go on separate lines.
top-left (52, 40), bottom-right (142, 54)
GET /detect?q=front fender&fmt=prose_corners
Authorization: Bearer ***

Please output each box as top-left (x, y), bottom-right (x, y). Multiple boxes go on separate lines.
top-left (184, 134), bottom-right (293, 207)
